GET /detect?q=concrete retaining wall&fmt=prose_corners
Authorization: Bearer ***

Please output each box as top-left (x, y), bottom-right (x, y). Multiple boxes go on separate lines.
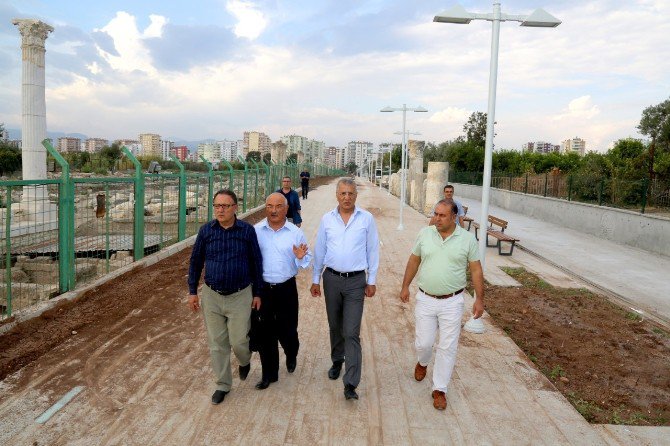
top-left (454, 183), bottom-right (670, 257)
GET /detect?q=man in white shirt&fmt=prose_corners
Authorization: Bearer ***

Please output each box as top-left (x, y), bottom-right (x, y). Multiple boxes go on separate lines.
top-left (310, 178), bottom-right (380, 400)
top-left (254, 193), bottom-right (311, 390)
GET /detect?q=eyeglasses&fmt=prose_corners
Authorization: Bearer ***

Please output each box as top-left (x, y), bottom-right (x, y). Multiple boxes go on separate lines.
top-left (213, 203), bottom-right (236, 210)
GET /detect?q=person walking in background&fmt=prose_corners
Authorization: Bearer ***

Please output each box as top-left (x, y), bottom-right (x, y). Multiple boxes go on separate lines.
top-left (400, 198), bottom-right (484, 410)
top-left (278, 176), bottom-right (302, 227)
top-left (253, 192), bottom-right (311, 390)
top-left (187, 189), bottom-right (263, 405)
top-left (300, 169), bottom-right (310, 199)
top-left (310, 178), bottom-right (379, 400)
top-left (429, 184), bottom-right (465, 228)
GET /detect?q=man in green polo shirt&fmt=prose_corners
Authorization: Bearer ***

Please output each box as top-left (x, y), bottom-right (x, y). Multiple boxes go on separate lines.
top-left (399, 198), bottom-right (484, 410)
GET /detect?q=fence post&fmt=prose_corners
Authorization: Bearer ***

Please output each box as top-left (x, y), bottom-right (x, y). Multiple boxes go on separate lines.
top-left (250, 159), bottom-right (260, 208)
top-left (509, 174), bottom-right (513, 191)
top-left (568, 175), bottom-right (573, 201)
top-left (199, 155), bottom-right (213, 221)
top-left (641, 177), bottom-right (648, 214)
top-left (524, 173), bottom-right (529, 194)
top-left (598, 178), bottom-right (604, 206)
top-left (4, 185), bottom-right (12, 316)
top-left (170, 155), bottom-right (187, 241)
top-left (221, 159), bottom-right (234, 190)
top-left (237, 156), bottom-right (248, 213)
top-left (260, 159), bottom-right (270, 199)
top-left (122, 147), bottom-right (145, 261)
top-left (44, 140), bottom-right (75, 292)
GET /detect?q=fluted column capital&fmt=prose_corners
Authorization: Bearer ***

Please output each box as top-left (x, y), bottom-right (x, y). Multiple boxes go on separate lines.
top-left (12, 18), bottom-right (53, 48)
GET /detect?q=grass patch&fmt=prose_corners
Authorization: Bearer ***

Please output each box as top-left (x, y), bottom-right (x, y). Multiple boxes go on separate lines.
top-left (567, 393), bottom-right (603, 423)
top-left (625, 311), bottom-right (643, 322)
top-left (549, 364), bottom-right (566, 380)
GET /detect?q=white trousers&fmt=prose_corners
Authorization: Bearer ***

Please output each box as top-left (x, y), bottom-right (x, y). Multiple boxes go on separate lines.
top-left (414, 290), bottom-right (464, 393)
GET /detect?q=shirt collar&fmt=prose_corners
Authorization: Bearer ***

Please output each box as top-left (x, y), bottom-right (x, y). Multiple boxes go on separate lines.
top-left (259, 217), bottom-right (289, 232)
top-left (209, 216), bottom-right (242, 230)
top-left (330, 205), bottom-right (361, 216)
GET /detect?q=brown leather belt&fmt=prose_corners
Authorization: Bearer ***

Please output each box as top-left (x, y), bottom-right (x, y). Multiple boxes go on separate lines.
top-left (419, 287), bottom-right (464, 299)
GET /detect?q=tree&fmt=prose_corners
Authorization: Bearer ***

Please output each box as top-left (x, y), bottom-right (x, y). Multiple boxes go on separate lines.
top-left (0, 145), bottom-right (21, 176)
top-left (100, 142), bottom-right (122, 172)
top-left (262, 153), bottom-right (272, 164)
top-left (246, 151), bottom-right (261, 162)
top-left (286, 153), bottom-right (298, 164)
top-left (345, 161), bottom-right (358, 174)
top-left (638, 98), bottom-right (670, 179)
top-left (463, 111), bottom-right (487, 148)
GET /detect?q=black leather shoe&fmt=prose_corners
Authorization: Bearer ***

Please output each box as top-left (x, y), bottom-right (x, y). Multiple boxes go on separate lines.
top-left (344, 384), bottom-right (358, 400)
top-left (211, 390), bottom-right (228, 405)
top-left (255, 377), bottom-right (278, 390)
top-left (239, 363), bottom-right (251, 381)
top-left (328, 360), bottom-right (343, 380)
top-left (286, 357), bottom-right (297, 373)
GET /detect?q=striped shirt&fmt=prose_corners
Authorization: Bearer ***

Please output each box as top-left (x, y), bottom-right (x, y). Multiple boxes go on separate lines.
top-left (188, 218), bottom-right (263, 296)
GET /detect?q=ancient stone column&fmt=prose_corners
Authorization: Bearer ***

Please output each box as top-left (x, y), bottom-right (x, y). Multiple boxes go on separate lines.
top-left (13, 18), bottom-right (53, 200)
top-left (424, 162), bottom-right (449, 215)
top-left (407, 140), bottom-right (425, 207)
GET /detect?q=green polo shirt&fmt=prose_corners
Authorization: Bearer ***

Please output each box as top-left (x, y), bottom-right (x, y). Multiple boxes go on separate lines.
top-left (411, 225), bottom-right (480, 295)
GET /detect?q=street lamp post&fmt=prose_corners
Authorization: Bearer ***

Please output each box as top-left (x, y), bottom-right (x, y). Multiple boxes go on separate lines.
top-left (434, 2), bottom-right (560, 268)
top-left (381, 104), bottom-right (428, 230)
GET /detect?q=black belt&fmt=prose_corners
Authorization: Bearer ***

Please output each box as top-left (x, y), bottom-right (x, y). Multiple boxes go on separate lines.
top-left (419, 287), bottom-right (464, 299)
top-left (326, 267), bottom-right (365, 278)
top-left (206, 283), bottom-right (249, 296)
top-left (264, 277), bottom-right (295, 288)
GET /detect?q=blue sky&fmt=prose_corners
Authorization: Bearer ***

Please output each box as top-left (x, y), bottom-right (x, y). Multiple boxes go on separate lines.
top-left (1, 0), bottom-right (669, 151)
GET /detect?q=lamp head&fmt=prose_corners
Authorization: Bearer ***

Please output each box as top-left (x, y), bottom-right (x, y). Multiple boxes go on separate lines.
top-left (380, 106), bottom-right (394, 112)
top-left (433, 5), bottom-right (473, 24)
top-left (521, 8), bottom-right (561, 27)
top-left (414, 106), bottom-right (428, 113)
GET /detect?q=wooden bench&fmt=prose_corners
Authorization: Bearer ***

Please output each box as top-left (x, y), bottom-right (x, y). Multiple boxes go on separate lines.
top-left (461, 205), bottom-right (474, 230)
top-left (472, 215), bottom-right (520, 256)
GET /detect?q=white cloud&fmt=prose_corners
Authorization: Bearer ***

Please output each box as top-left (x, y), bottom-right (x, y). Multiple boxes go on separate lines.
top-left (226, 0), bottom-right (267, 40)
top-left (429, 107), bottom-right (471, 124)
top-left (554, 95), bottom-right (601, 121)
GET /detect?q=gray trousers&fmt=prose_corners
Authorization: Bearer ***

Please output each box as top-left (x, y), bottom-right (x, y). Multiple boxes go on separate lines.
top-left (322, 270), bottom-right (366, 388)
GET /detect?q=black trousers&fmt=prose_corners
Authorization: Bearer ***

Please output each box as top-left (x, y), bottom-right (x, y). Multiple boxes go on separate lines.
top-left (259, 277), bottom-right (299, 381)
top-left (301, 182), bottom-right (309, 198)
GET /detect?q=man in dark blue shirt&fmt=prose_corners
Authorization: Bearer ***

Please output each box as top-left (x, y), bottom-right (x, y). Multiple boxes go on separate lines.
top-left (277, 176), bottom-right (302, 227)
top-left (188, 189), bottom-right (263, 405)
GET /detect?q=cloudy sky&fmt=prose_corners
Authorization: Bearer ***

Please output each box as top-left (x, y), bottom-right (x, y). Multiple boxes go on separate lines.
top-left (1, 0), bottom-right (668, 151)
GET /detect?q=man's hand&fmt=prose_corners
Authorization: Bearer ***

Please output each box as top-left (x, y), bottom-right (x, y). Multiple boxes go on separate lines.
top-left (472, 298), bottom-right (484, 319)
top-left (365, 284), bottom-right (376, 298)
top-left (293, 243), bottom-right (308, 260)
top-left (188, 294), bottom-right (200, 312)
top-left (399, 287), bottom-right (410, 303)
top-left (310, 283), bottom-right (321, 297)
top-left (252, 296), bottom-right (261, 310)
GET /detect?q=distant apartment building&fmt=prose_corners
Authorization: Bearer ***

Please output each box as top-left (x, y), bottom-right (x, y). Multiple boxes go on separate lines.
top-left (198, 142), bottom-right (220, 162)
top-left (172, 145), bottom-right (188, 161)
top-left (139, 133), bottom-right (161, 157)
top-left (57, 137), bottom-right (82, 153)
top-left (308, 140), bottom-right (325, 163)
top-left (561, 137), bottom-right (586, 156)
top-left (218, 139), bottom-right (243, 162)
top-left (522, 141), bottom-right (560, 154)
top-left (280, 134), bottom-right (308, 157)
top-left (161, 140), bottom-right (174, 160)
top-left (0, 128), bottom-right (8, 141)
top-left (243, 131), bottom-right (272, 157)
top-left (323, 146), bottom-right (339, 168)
top-left (347, 141), bottom-right (374, 168)
top-left (84, 138), bottom-right (108, 153)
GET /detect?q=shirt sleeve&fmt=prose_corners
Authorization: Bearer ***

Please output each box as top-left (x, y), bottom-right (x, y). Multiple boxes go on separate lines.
top-left (411, 229), bottom-right (424, 257)
top-left (247, 226), bottom-right (264, 296)
top-left (366, 214), bottom-right (380, 285)
top-left (187, 226), bottom-right (206, 295)
top-left (294, 229), bottom-right (312, 269)
top-left (467, 234), bottom-right (481, 262)
top-left (312, 217), bottom-right (327, 284)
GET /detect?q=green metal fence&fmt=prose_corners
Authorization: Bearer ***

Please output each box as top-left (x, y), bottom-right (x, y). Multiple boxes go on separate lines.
top-left (451, 170), bottom-right (670, 215)
top-left (0, 140), bottom-right (343, 319)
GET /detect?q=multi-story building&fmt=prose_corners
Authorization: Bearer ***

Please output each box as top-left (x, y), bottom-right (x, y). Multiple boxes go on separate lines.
top-left (243, 131), bottom-right (272, 157)
top-left (522, 141), bottom-right (560, 154)
top-left (139, 133), bottom-right (161, 157)
top-left (199, 142), bottom-right (220, 162)
top-left (172, 145), bottom-right (188, 162)
top-left (84, 138), bottom-right (108, 153)
top-left (308, 140), bottom-right (325, 163)
top-left (0, 128), bottom-right (9, 141)
top-left (57, 137), bottom-right (82, 153)
top-left (161, 139), bottom-right (174, 160)
top-left (561, 137), bottom-right (586, 156)
top-left (347, 141), bottom-right (373, 169)
top-left (280, 134), bottom-right (309, 157)
top-left (218, 139), bottom-right (243, 162)
top-left (323, 146), bottom-right (339, 168)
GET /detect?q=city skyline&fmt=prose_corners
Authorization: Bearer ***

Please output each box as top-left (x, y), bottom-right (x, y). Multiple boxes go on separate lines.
top-left (1, 1), bottom-right (669, 152)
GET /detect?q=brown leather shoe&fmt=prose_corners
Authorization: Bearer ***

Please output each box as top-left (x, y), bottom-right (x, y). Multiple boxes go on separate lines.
top-left (414, 362), bottom-right (427, 381)
top-left (432, 390), bottom-right (447, 410)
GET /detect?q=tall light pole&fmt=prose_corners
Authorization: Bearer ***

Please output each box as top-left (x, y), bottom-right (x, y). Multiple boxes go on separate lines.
top-left (434, 2), bottom-right (560, 268)
top-left (381, 104), bottom-right (428, 230)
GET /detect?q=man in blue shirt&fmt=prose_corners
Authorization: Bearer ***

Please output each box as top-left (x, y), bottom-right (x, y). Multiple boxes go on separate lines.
top-left (188, 189), bottom-right (263, 405)
top-left (310, 178), bottom-right (380, 400)
top-left (253, 192), bottom-right (311, 390)
top-left (277, 176), bottom-right (302, 227)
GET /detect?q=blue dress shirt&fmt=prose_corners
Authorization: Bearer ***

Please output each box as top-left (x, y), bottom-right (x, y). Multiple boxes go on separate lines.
top-left (188, 218), bottom-right (264, 296)
top-left (254, 218), bottom-right (311, 284)
top-left (277, 188), bottom-right (302, 225)
top-left (312, 206), bottom-right (380, 285)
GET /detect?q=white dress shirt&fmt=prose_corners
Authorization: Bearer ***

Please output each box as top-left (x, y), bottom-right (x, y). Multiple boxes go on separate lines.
top-left (312, 206), bottom-right (380, 285)
top-left (254, 218), bottom-right (312, 284)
